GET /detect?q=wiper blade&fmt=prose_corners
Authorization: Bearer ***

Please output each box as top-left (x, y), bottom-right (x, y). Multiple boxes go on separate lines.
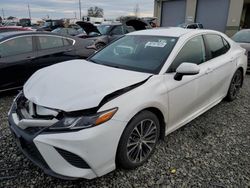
top-left (104, 64), bottom-right (121, 69)
top-left (88, 60), bottom-right (121, 69)
top-left (88, 59), bottom-right (98, 64)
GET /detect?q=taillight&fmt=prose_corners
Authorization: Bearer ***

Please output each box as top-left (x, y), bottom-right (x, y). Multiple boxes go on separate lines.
top-left (244, 50), bottom-right (248, 56)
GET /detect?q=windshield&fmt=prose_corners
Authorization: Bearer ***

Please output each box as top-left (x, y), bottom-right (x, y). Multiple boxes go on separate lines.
top-left (232, 30), bottom-right (250, 43)
top-left (97, 25), bottom-right (111, 35)
top-left (44, 21), bottom-right (52, 27)
top-left (90, 35), bottom-right (178, 74)
top-left (20, 19), bottom-right (31, 27)
top-left (52, 28), bottom-right (61, 32)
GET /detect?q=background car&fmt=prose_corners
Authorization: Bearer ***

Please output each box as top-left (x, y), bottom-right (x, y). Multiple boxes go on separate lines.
top-left (0, 26), bottom-right (33, 33)
top-left (178, 22), bottom-right (204, 29)
top-left (37, 19), bottom-right (64, 31)
top-left (232, 29), bottom-right (250, 72)
top-left (0, 31), bottom-right (93, 92)
top-left (141, 17), bottom-right (158, 28)
top-left (52, 27), bottom-right (86, 36)
top-left (76, 18), bottom-right (151, 50)
top-left (8, 28), bottom-right (247, 179)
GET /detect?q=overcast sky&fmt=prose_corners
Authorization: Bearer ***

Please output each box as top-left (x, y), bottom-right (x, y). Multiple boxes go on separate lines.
top-left (0, 0), bottom-right (154, 21)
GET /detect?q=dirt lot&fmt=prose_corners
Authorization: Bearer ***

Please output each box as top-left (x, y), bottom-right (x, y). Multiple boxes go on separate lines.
top-left (0, 75), bottom-right (250, 188)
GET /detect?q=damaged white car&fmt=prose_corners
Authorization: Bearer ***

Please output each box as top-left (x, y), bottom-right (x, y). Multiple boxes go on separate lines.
top-left (8, 28), bottom-right (247, 179)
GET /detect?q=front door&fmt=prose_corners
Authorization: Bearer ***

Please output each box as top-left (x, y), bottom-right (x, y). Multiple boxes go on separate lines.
top-left (165, 35), bottom-right (214, 133)
top-left (28, 35), bottom-right (76, 75)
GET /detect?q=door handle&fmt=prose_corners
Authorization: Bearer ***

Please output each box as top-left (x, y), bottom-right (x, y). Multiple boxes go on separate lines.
top-left (205, 67), bottom-right (213, 74)
top-left (26, 56), bottom-right (35, 60)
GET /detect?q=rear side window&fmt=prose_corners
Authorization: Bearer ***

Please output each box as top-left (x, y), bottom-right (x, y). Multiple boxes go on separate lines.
top-left (204, 34), bottom-right (230, 59)
top-left (0, 36), bottom-right (33, 57)
top-left (63, 38), bottom-right (73, 46)
top-left (168, 35), bottom-right (206, 72)
top-left (187, 24), bottom-right (197, 29)
top-left (38, 36), bottom-right (64, 50)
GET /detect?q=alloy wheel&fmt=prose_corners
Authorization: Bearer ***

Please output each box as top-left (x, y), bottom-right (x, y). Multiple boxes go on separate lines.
top-left (126, 119), bottom-right (158, 163)
top-left (230, 71), bottom-right (242, 98)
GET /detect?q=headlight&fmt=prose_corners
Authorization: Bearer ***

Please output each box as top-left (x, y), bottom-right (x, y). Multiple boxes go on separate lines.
top-left (50, 108), bottom-right (118, 130)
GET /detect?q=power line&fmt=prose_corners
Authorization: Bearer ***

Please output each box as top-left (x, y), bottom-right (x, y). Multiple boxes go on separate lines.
top-left (28, 3), bottom-right (31, 20)
top-left (1, 9), bottom-right (4, 19)
top-left (79, 0), bottom-right (82, 20)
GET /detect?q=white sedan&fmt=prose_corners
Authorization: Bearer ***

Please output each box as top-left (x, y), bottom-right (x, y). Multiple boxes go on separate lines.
top-left (8, 28), bottom-right (247, 179)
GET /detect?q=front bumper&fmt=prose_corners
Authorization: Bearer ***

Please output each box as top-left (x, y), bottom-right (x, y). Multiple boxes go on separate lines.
top-left (8, 95), bottom-right (127, 179)
top-left (9, 119), bottom-right (76, 180)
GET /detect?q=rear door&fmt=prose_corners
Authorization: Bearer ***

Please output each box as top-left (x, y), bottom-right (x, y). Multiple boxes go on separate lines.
top-left (203, 34), bottom-right (234, 100)
top-left (30, 35), bottom-right (76, 74)
top-left (0, 36), bottom-right (35, 91)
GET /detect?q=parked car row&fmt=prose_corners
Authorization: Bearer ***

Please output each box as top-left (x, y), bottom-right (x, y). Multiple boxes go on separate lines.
top-left (0, 31), bottom-right (93, 92)
top-left (0, 18), bottom-right (152, 92)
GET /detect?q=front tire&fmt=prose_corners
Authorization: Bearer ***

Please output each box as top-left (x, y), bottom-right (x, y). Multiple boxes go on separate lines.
top-left (226, 69), bottom-right (243, 101)
top-left (116, 111), bottom-right (160, 169)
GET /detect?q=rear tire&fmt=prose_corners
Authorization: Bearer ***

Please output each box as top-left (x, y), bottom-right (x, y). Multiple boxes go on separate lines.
top-left (116, 111), bottom-right (160, 169)
top-left (226, 69), bottom-right (243, 101)
top-left (95, 43), bottom-right (105, 50)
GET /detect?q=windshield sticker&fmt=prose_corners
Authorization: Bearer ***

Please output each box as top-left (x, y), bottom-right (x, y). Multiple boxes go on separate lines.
top-left (145, 40), bottom-right (167, 48)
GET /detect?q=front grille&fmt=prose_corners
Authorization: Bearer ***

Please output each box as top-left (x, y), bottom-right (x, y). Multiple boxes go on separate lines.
top-left (25, 127), bottom-right (45, 135)
top-left (55, 147), bottom-right (90, 169)
top-left (19, 137), bottom-right (49, 169)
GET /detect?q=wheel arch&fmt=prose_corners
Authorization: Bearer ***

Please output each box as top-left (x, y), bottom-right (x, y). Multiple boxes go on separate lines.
top-left (125, 107), bottom-right (166, 140)
top-left (115, 106), bottom-right (166, 167)
top-left (237, 67), bottom-right (244, 87)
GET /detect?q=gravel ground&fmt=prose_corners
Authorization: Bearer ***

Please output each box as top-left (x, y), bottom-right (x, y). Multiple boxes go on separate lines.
top-left (0, 75), bottom-right (250, 188)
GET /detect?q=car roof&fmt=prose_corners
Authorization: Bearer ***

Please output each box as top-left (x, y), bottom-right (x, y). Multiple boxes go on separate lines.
top-left (100, 23), bottom-right (122, 26)
top-left (236, 29), bottom-right (250, 33)
top-left (127, 27), bottom-right (216, 38)
top-left (128, 27), bottom-right (193, 37)
top-left (0, 31), bottom-right (74, 42)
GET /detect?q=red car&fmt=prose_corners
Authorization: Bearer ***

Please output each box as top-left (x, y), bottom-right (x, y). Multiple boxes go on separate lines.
top-left (0, 26), bottom-right (33, 33)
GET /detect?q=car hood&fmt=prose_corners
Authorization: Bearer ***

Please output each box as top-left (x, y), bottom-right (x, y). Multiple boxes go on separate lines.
top-left (23, 60), bottom-right (151, 112)
top-left (76, 21), bottom-right (101, 35)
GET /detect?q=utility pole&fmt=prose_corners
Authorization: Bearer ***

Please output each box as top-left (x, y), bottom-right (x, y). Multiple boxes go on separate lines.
top-left (78, 0), bottom-right (82, 20)
top-left (28, 3), bottom-right (31, 20)
top-left (134, 4), bottom-right (140, 17)
top-left (2, 8), bottom-right (5, 20)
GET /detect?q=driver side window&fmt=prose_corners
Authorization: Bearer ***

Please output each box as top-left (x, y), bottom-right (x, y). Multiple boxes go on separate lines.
top-left (168, 35), bottom-right (206, 72)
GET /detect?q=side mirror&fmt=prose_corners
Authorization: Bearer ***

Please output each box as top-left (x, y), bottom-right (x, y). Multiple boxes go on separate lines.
top-left (174, 63), bottom-right (200, 81)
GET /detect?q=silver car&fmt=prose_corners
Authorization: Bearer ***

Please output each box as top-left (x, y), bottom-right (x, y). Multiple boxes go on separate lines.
top-left (232, 29), bottom-right (250, 72)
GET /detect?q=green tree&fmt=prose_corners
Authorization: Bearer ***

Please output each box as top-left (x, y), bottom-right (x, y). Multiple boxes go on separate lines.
top-left (7, 16), bottom-right (16, 20)
top-left (87, 6), bottom-right (104, 18)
